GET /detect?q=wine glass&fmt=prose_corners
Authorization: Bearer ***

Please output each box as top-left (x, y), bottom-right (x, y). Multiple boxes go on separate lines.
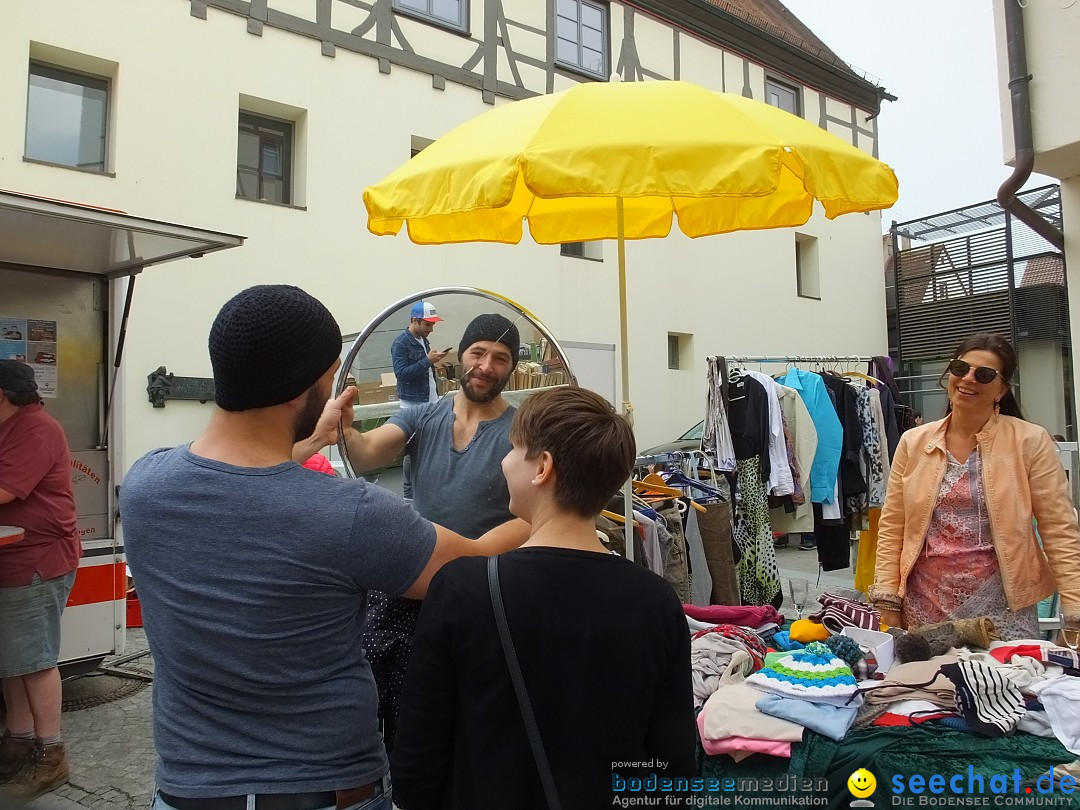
top-left (1060, 612), bottom-right (1080, 652)
top-left (788, 578), bottom-right (810, 621)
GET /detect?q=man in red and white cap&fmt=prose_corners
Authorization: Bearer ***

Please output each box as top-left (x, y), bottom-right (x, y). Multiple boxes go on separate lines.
top-left (391, 301), bottom-right (447, 411)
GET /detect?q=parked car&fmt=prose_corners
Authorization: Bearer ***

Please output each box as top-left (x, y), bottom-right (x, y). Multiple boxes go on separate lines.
top-left (640, 420), bottom-right (704, 456)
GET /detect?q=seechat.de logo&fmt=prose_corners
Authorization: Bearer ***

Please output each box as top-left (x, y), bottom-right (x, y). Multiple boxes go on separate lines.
top-left (848, 768), bottom-right (877, 808)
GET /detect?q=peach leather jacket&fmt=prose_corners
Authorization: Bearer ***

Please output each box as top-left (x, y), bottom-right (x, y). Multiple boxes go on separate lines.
top-left (873, 413), bottom-right (1080, 621)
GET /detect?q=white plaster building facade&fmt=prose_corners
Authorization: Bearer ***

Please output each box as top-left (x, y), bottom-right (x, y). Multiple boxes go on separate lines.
top-left (2, 0), bottom-right (891, 465)
top-left (993, 0), bottom-right (1080, 430)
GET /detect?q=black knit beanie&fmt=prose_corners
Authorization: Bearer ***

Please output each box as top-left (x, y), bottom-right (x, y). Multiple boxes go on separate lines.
top-left (458, 314), bottom-right (520, 361)
top-left (209, 285), bottom-right (341, 411)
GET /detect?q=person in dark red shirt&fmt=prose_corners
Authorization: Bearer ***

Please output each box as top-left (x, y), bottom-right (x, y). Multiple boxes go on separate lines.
top-left (0, 360), bottom-right (80, 800)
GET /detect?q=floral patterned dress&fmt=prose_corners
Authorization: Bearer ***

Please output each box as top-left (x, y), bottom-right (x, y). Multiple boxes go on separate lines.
top-left (902, 448), bottom-right (1039, 640)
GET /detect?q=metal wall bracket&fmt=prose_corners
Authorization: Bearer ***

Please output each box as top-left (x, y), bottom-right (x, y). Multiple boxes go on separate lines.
top-left (146, 366), bottom-right (215, 408)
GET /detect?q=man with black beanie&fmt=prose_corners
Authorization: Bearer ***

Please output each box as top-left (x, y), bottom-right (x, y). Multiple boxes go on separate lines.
top-left (346, 312), bottom-right (520, 755)
top-left (120, 286), bottom-right (526, 810)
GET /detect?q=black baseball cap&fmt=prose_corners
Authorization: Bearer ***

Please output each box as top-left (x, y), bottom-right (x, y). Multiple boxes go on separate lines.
top-left (0, 360), bottom-right (38, 393)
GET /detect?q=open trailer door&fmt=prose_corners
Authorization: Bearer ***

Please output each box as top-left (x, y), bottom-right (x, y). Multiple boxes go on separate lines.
top-left (0, 190), bottom-right (244, 676)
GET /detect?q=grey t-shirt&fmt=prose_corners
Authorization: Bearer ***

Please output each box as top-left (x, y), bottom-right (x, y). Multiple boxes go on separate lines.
top-left (120, 445), bottom-right (436, 796)
top-left (388, 396), bottom-right (514, 538)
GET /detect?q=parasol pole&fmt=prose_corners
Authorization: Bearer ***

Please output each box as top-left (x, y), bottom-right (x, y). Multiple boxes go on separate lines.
top-left (617, 196), bottom-right (635, 560)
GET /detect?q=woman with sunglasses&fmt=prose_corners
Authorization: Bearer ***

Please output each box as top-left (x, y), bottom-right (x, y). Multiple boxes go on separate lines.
top-left (870, 334), bottom-right (1080, 638)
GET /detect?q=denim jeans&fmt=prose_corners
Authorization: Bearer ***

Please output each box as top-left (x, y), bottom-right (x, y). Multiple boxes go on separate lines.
top-left (0, 569), bottom-right (76, 678)
top-left (153, 782), bottom-right (391, 810)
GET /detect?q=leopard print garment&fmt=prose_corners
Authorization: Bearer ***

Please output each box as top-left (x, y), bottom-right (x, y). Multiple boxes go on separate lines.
top-left (733, 456), bottom-right (780, 606)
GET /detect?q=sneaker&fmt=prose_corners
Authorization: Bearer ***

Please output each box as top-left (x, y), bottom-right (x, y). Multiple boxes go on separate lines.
top-left (798, 541), bottom-right (817, 551)
top-left (0, 740), bottom-right (69, 801)
top-left (773, 536), bottom-right (790, 548)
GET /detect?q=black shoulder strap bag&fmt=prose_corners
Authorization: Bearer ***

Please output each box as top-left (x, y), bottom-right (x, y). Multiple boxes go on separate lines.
top-left (487, 555), bottom-right (564, 810)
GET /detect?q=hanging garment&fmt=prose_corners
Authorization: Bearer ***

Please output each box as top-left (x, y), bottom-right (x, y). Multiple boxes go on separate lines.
top-left (776, 368), bottom-right (843, 504)
top-left (814, 502), bottom-right (851, 571)
top-left (820, 373), bottom-right (867, 513)
top-left (745, 370), bottom-right (795, 497)
top-left (634, 510), bottom-right (664, 577)
top-left (868, 389), bottom-right (892, 506)
top-left (728, 374), bottom-right (772, 484)
top-left (595, 513), bottom-right (647, 565)
top-left (771, 384), bottom-right (818, 534)
top-left (683, 503), bottom-right (714, 607)
top-left (845, 385), bottom-right (879, 525)
top-left (697, 500), bottom-right (740, 606)
top-left (854, 508), bottom-right (880, 594)
top-left (869, 356), bottom-right (911, 457)
top-left (780, 413), bottom-right (805, 506)
top-left (704, 358), bottom-right (737, 472)
top-left (734, 456), bottom-right (780, 606)
top-left (656, 503), bottom-right (690, 603)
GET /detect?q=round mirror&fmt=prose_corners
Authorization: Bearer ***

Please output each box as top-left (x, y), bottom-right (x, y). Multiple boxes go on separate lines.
top-left (334, 287), bottom-right (577, 485)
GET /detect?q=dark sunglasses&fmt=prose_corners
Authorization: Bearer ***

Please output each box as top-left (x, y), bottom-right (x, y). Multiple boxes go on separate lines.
top-left (948, 359), bottom-right (1002, 385)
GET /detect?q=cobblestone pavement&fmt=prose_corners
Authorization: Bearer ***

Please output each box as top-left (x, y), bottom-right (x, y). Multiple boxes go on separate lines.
top-left (26, 629), bottom-right (156, 810)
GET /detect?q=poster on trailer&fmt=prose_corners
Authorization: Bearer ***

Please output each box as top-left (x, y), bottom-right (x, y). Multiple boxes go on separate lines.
top-left (0, 316), bottom-right (58, 397)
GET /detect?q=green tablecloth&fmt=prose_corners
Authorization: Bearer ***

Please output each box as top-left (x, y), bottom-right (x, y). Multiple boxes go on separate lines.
top-left (697, 726), bottom-right (1078, 809)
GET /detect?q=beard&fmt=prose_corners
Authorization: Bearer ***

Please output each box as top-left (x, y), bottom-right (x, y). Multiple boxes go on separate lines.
top-left (459, 366), bottom-right (512, 403)
top-left (293, 386), bottom-right (325, 443)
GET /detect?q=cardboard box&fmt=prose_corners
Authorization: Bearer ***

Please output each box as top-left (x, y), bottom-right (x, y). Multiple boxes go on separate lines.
top-left (356, 385), bottom-right (398, 406)
top-left (841, 626), bottom-right (895, 675)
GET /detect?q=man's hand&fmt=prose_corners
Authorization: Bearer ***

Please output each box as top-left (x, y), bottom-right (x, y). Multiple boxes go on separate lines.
top-left (427, 349), bottom-right (449, 365)
top-left (292, 386), bottom-right (356, 462)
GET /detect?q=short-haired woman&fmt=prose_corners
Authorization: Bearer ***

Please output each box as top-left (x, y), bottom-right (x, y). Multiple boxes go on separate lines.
top-left (391, 387), bottom-right (696, 810)
top-left (871, 334), bottom-right (1080, 637)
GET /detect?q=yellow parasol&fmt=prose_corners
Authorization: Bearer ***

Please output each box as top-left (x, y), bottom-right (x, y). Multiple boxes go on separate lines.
top-left (363, 79), bottom-right (897, 534)
top-left (364, 79), bottom-right (897, 421)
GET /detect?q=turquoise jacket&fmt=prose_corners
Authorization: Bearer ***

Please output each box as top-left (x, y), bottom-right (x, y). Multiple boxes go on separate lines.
top-left (777, 369), bottom-right (843, 504)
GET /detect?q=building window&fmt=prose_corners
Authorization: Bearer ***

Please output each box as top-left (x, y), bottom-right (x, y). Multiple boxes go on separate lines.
top-left (560, 241), bottom-right (603, 261)
top-left (795, 233), bottom-right (820, 299)
top-left (25, 62), bottom-right (109, 172)
top-left (668, 333), bottom-right (692, 370)
top-left (393, 0), bottom-right (467, 32)
top-left (237, 112), bottom-right (293, 205)
top-left (411, 135), bottom-right (434, 158)
top-left (556, 0), bottom-right (608, 78)
top-left (766, 77), bottom-right (801, 117)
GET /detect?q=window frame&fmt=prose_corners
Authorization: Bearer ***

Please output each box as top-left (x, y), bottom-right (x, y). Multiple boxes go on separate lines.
top-left (795, 234), bottom-right (821, 300)
top-left (391, 0), bottom-right (469, 34)
top-left (668, 334), bottom-right (681, 370)
top-left (25, 61), bottom-right (110, 174)
top-left (765, 76), bottom-right (802, 117)
top-left (236, 111), bottom-right (294, 206)
top-left (554, 0), bottom-right (609, 80)
top-left (560, 241), bottom-right (603, 262)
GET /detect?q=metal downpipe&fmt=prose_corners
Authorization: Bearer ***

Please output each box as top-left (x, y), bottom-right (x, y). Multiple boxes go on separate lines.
top-left (996, 0), bottom-right (1064, 252)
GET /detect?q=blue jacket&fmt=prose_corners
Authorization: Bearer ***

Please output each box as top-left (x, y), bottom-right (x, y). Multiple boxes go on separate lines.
top-left (776, 369), bottom-right (843, 503)
top-left (391, 329), bottom-right (434, 403)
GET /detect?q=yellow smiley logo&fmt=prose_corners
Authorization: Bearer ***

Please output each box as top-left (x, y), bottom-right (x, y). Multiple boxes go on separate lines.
top-left (848, 768), bottom-right (876, 798)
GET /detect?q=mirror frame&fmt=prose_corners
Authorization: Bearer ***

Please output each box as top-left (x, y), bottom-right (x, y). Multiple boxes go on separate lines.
top-left (334, 286), bottom-right (578, 479)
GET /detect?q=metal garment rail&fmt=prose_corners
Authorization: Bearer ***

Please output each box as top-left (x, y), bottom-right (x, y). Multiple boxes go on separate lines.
top-left (716, 354), bottom-right (879, 365)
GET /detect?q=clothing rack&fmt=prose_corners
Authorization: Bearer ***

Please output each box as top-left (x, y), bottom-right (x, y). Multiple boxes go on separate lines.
top-left (718, 355), bottom-right (877, 365)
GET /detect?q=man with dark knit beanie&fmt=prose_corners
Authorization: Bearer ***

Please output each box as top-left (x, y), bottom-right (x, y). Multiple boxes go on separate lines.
top-left (120, 286), bottom-right (527, 810)
top-left (346, 312), bottom-right (521, 756)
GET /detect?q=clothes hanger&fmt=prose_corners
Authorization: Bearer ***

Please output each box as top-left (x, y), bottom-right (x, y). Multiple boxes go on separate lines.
top-left (599, 509), bottom-right (640, 527)
top-left (840, 370), bottom-right (881, 385)
top-left (633, 477), bottom-right (707, 512)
